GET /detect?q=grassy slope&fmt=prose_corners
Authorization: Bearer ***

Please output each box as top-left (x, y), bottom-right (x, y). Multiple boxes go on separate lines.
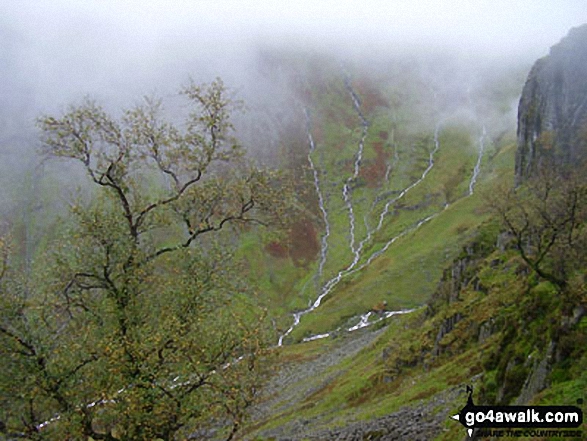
top-left (235, 58), bottom-right (587, 441)
top-left (234, 58), bottom-right (519, 341)
top-left (281, 63), bottom-right (513, 342)
top-left (236, 52), bottom-right (576, 438)
top-left (242, 137), bottom-right (520, 440)
top-left (290, 141), bottom-right (481, 332)
top-left (247, 234), bottom-right (586, 441)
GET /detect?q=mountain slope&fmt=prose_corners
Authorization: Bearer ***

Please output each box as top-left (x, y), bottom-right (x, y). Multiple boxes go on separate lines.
top-left (241, 29), bottom-right (587, 441)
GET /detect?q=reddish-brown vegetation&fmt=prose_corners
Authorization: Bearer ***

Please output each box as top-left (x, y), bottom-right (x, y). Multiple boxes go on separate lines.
top-left (265, 241), bottom-right (288, 258)
top-left (265, 218), bottom-right (319, 266)
top-left (288, 218), bottom-right (320, 265)
top-left (360, 141), bottom-right (389, 188)
top-left (352, 78), bottom-right (389, 113)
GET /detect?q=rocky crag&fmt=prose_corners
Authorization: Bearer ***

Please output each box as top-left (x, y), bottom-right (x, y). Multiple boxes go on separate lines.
top-left (516, 24), bottom-right (587, 183)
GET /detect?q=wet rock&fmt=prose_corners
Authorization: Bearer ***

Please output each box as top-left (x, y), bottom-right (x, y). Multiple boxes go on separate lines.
top-left (433, 313), bottom-right (463, 356)
top-left (572, 305), bottom-right (586, 326)
top-left (516, 24), bottom-right (587, 183)
top-left (514, 341), bottom-right (555, 405)
top-left (478, 318), bottom-right (495, 344)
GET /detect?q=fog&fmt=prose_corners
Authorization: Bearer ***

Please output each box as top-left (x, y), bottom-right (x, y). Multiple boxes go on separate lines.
top-left (0, 0), bottom-right (585, 217)
top-left (2, 1), bottom-right (585, 110)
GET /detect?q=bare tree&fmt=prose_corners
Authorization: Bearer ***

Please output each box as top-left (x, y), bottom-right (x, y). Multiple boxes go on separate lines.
top-left (489, 164), bottom-right (587, 290)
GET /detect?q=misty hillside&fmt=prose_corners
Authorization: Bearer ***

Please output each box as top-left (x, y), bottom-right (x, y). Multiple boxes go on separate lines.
top-left (1, 2), bottom-right (586, 441)
top-left (238, 26), bottom-right (586, 441)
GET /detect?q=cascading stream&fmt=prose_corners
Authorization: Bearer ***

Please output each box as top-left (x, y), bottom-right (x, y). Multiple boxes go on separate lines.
top-left (372, 123), bottom-right (441, 234)
top-left (351, 120), bottom-right (442, 270)
top-left (301, 83), bottom-right (498, 342)
top-left (302, 308), bottom-right (417, 342)
top-left (304, 206), bottom-right (449, 341)
top-left (342, 68), bottom-right (369, 263)
top-left (347, 308), bottom-right (416, 332)
top-left (468, 124), bottom-right (486, 195)
top-left (466, 85), bottom-right (487, 196)
top-left (278, 119), bottom-right (444, 346)
top-left (361, 136), bottom-right (397, 262)
top-left (304, 108), bottom-right (331, 279)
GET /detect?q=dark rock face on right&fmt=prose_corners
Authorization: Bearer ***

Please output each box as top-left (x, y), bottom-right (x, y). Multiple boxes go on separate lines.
top-left (516, 24), bottom-right (587, 183)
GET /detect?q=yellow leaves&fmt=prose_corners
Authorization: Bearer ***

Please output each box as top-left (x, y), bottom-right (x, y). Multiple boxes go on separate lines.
top-left (11, 78), bottom-right (281, 439)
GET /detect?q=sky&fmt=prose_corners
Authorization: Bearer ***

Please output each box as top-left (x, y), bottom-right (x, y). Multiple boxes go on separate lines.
top-left (2, 0), bottom-right (585, 112)
top-left (0, 0), bottom-right (585, 220)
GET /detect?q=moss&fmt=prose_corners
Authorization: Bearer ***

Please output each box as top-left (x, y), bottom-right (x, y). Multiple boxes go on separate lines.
top-left (481, 370), bottom-right (499, 404)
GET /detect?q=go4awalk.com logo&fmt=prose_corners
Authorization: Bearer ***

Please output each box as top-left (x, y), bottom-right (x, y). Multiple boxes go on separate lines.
top-left (450, 386), bottom-right (583, 438)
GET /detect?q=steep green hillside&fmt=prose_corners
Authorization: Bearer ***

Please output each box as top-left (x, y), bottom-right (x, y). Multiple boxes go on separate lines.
top-left (239, 54), bottom-right (586, 441)
top-left (244, 189), bottom-right (586, 440)
top-left (263, 57), bottom-right (519, 345)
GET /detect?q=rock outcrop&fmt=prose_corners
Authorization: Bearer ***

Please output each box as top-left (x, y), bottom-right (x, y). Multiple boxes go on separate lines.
top-left (515, 24), bottom-right (587, 183)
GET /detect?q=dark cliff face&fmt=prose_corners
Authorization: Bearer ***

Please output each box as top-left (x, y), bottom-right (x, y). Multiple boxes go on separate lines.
top-left (516, 24), bottom-right (587, 183)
